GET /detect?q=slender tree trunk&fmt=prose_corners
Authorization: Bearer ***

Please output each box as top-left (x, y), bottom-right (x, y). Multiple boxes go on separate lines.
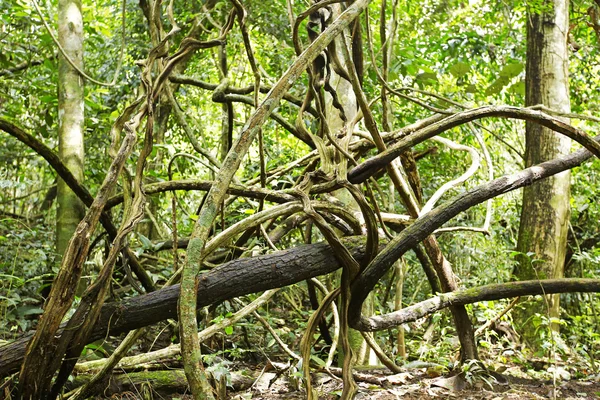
top-left (516, 0), bottom-right (571, 345)
top-left (56, 0), bottom-right (85, 285)
top-left (19, 1), bottom-right (86, 396)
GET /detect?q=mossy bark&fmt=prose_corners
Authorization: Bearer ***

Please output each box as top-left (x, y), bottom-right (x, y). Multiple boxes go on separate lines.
top-left (515, 0), bottom-right (571, 348)
top-left (56, 0), bottom-right (85, 291)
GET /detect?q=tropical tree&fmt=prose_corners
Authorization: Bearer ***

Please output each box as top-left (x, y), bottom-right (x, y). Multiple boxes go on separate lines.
top-left (1, 0), bottom-right (600, 398)
top-left (54, 0), bottom-right (86, 293)
top-left (515, 0), bottom-right (572, 345)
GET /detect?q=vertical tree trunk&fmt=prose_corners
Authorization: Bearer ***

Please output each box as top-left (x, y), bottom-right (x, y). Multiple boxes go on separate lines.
top-left (20, 1), bottom-right (85, 397)
top-left (324, 12), bottom-right (367, 368)
top-left (56, 0), bottom-right (85, 285)
top-left (516, 0), bottom-right (571, 345)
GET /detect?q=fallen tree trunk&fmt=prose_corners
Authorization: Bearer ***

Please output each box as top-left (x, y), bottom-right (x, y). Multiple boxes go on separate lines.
top-left (65, 369), bottom-right (255, 397)
top-left (0, 237), bottom-right (370, 377)
top-left (4, 232), bottom-right (600, 378)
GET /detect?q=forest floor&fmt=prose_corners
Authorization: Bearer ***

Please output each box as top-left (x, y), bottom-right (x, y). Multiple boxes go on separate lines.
top-left (221, 365), bottom-right (600, 400)
top-left (72, 326), bottom-right (600, 399)
top-left (95, 363), bottom-right (600, 399)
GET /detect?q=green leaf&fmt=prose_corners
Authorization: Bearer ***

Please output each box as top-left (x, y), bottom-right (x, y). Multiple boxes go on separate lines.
top-left (310, 355), bottom-right (325, 367)
top-left (138, 234), bottom-right (152, 249)
top-left (449, 62), bottom-right (470, 78)
top-left (44, 111), bottom-right (53, 127)
top-left (40, 95), bottom-right (56, 104)
top-left (17, 306), bottom-right (44, 317)
top-left (0, 53), bottom-right (9, 68)
top-left (508, 81), bottom-right (525, 96)
top-left (416, 71), bottom-right (438, 83)
top-left (485, 76), bottom-right (510, 96)
top-left (499, 63), bottom-right (523, 78)
top-left (465, 84), bottom-right (478, 93)
top-left (224, 325), bottom-right (233, 335)
top-left (43, 57), bottom-right (55, 69)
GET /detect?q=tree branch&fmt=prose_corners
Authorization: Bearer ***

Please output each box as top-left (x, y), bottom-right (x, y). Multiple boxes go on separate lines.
top-left (349, 135), bottom-right (600, 331)
top-left (364, 279), bottom-right (600, 331)
top-left (348, 106), bottom-right (600, 184)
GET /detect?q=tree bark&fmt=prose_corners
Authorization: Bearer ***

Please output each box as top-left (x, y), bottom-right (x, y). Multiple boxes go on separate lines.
top-left (516, 0), bottom-right (571, 344)
top-left (65, 369), bottom-right (254, 398)
top-left (176, 2), bottom-right (372, 397)
top-left (55, 0), bottom-right (85, 276)
top-left (18, 0), bottom-right (85, 397)
top-left (0, 237), bottom-right (371, 378)
top-left (359, 279), bottom-right (600, 331)
top-left (2, 132), bottom-right (599, 378)
top-left (348, 137), bottom-right (599, 332)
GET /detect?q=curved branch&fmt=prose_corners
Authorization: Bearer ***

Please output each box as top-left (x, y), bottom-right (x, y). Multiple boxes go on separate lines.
top-left (216, 93), bottom-right (314, 147)
top-left (166, 88), bottom-right (223, 170)
top-left (420, 136), bottom-right (480, 215)
top-left (349, 135), bottom-right (600, 331)
top-left (105, 179), bottom-right (296, 209)
top-left (348, 106), bottom-right (600, 184)
top-left (31, 0), bottom-right (124, 87)
top-left (528, 104), bottom-right (600, 124)
top-left (362, 279), bottom-right (600, 331)
top-left (0, 53), bottom-right (56, 77)
top-left (177, 1), bottom-right (373, 394)
top-left (469, 123), bottom-right (493, 231)
top-left (169, 74), bottom-right (315, 114)
top-left (0, 118), bottom-right (94, 205)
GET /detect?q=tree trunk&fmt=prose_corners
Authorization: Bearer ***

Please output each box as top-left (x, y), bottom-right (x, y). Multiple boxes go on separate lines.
top-left (19, 1), bottom-right (86, 396)
top-left (516, 0), bottom-right (571, 346)
top-left (65, 369), bottom-right (255, 398)
top-left (0, 237), bottom-right (372, 377)
top-left (56, 0), bottom-right (85, 288)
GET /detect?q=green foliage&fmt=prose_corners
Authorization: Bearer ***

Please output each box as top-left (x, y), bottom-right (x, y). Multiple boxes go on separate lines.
top-left (1, 0), bottom-right (600, 395)
top-left (0, 218), bottom-right (54, 337)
